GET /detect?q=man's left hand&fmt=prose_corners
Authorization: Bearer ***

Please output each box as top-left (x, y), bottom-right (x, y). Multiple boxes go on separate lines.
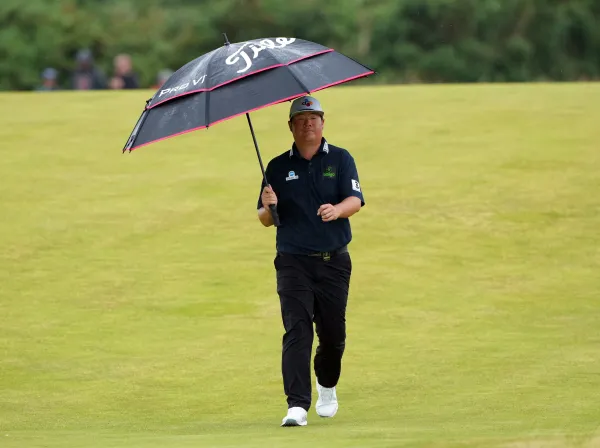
top-left (317, 204), bottom-right (340, 222)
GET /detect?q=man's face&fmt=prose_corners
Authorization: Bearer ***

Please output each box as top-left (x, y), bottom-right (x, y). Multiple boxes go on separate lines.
top-left (289, 112), bottom-right (324, 143)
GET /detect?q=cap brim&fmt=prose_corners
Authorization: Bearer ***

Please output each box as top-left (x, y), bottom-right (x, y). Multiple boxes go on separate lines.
top-left (289, 110), bottom-right (325, 119)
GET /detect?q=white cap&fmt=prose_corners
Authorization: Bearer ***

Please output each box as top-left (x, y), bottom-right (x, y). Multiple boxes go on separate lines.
top-left (289, 95), bottom-right (324, 119)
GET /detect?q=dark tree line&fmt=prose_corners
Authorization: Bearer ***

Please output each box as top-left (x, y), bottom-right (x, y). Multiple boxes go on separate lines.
top-left (1, 0), bottom-right (599, 90)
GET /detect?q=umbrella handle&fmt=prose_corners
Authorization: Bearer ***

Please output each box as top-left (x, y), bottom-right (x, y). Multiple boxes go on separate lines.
top-left (269, 204), bottom-right (281, 227)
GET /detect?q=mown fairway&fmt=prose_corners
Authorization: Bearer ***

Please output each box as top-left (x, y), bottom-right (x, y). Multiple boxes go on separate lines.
top-left (1, 83), bottom-right (599, 447)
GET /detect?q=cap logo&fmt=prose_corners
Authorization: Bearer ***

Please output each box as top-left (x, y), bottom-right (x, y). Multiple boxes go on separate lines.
top-left (301, 99), bottom-right (313, 107)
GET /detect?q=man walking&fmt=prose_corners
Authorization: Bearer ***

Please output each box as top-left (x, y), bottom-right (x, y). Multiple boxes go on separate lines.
top-left (257, 96), bottom-right (365, 427)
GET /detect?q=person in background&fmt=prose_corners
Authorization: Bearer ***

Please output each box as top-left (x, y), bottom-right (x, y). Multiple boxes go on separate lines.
top-left (152, 69), bottom-right (174, 90)
top-left (109, 53), bottom-right (139, 89)
top-left (36, 68), bottom-right (59, 91)
top-left (72, 48), bottom-right (106, 90)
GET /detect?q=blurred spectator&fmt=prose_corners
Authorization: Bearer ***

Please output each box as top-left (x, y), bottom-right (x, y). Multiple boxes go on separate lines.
top-left (72, 48), bottom-right (106, 90)
top-left (36, 68), bottom-right (59, 91)
top-left (109, 53), bottom-right (139, 89)
top-left (152, 69), bottom-right (174, 89)
top-left (109, 76), bottom-right (125, 90)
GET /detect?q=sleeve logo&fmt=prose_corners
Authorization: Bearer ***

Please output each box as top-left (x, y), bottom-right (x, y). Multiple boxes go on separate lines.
top-left (351, 179), bottom-right (361, 192)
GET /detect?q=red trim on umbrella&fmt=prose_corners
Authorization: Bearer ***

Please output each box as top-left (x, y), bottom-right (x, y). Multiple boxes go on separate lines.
top-left (129, 93), bottom-right (305, 152)
top-left (310, 71), bottom-right (375, 93)
top-left (148, 48), bottom-right (334, 110)
top-left (128, 71), bottom-right (374, 152)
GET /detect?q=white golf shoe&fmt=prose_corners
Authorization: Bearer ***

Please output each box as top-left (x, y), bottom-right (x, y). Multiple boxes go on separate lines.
top-left (316, 381), bottom-right (338, 418)
top-left (281, 406), bottom-right (308, 427)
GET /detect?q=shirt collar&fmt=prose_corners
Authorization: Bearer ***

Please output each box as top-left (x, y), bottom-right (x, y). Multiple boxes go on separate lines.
top-left (289, 138), bottom-right (329, 158)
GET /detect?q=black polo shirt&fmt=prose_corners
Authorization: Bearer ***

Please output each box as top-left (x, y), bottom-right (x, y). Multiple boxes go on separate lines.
top-left (257, 138), bottom-right (365, 255)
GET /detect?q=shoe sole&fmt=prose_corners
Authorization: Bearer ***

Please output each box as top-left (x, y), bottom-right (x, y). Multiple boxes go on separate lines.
top-left (281, 418), bottom-right (307, 427)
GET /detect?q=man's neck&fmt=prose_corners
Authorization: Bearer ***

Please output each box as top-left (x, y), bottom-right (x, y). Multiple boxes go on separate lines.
top-left (295, 139), bottom-right (321, 160)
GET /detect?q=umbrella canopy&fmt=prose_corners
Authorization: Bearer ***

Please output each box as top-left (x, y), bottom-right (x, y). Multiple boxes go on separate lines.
top-left (123, 36), bottom-right (374, 151)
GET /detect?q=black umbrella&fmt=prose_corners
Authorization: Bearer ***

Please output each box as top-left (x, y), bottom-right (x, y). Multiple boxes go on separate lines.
top-left (123, 34), bottom-right (374, 225)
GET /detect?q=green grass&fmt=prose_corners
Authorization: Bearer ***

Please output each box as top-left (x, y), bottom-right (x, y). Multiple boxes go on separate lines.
top-left (1, 83), bottom-right (599, 448)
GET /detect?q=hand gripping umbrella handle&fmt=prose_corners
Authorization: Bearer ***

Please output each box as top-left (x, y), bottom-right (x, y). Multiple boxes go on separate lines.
top-left (269, 204), bottom-right (281, 227)
top-left (247, 113), bottom-right (281, 227)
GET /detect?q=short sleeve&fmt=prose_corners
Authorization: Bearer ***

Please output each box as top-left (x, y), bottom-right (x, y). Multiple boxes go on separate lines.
top-left (339, 151), bottom-right (365, 206)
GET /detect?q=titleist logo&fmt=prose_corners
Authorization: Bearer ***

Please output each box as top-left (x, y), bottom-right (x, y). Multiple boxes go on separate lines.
top-left (157, 38), bottom-right (297, 99)
top-left (226, 38), bottom-right (296, 74)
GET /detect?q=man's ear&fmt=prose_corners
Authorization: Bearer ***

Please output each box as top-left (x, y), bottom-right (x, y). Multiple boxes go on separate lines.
top-left (288, 121), bottom-right (292, 131)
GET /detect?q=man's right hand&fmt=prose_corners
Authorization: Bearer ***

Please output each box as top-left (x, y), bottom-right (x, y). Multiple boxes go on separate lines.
top-left (261, 185), bottom-right (278, 208)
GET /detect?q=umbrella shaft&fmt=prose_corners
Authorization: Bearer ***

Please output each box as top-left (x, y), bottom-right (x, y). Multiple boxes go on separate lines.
top-left (247, 113), bottom-right (281, 227)
top-left (246, 113), bottom-right (268, 187)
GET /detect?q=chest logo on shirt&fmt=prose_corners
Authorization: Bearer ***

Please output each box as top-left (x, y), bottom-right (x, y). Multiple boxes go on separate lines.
top-left (286, 170), bottom-right (299, 181)
top-left (323, 165), bottom-right (336, 179)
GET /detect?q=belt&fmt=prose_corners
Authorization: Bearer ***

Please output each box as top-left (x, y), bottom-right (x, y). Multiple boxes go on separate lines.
top-left (307, 245), bottom-right (348, 261)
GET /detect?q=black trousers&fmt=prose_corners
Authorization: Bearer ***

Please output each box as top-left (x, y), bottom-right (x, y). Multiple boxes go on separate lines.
top-left (274, 251), bottom-right (352, 411)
